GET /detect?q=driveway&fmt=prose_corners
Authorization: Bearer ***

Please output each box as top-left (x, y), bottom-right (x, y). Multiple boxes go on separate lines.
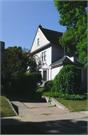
top-left (1, 95), bottom-right (88, 134)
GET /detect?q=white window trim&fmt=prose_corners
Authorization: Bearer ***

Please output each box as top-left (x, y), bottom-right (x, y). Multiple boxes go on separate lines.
top-left (76, 67), bottom-right (83, 82)
top-left (41, 51), bottom-right (46, 61)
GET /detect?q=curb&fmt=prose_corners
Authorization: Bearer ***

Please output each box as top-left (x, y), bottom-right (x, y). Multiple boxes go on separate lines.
top-left (42, 96), bottom-right (69, 111)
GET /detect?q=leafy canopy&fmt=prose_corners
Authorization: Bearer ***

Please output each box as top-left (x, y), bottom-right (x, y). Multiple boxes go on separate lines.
top-left (54, 1), bottom-right (87, 69)
top-left (1, 46), bottom-right (37, 84)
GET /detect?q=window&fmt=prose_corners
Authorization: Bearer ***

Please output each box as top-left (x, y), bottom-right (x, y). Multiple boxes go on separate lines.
top-left (42, 51), bottom-right (46, 61)
top-left (43, 71), bottom-right (47, 81)
top-left (37, 38), bottom-right (40, 46)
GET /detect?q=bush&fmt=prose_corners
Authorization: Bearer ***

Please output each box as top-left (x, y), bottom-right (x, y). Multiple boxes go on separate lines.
top-left (52, 65), bottom-right (81, 94)
top-left (42, 92), bottom-right (86, 100)
top-left (36, 87), bottom-right (45, 93)
top-left (44, 80), bottom-right (53, 92)
top-left (12, 72), bottom-right (42, 94)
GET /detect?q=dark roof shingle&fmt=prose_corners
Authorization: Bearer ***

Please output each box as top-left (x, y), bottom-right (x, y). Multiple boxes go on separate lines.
top-left (40, 27), bottom-right (63, 45)
top-left (51, 56), bottom-right (75, 67)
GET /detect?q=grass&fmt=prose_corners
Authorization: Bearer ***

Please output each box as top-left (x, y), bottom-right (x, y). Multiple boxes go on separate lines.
top-left (1, 96), bottom-right (16, 117)
top-left (30, 107), bottom-right (40, 109)
top-left (83, 116), bottom-right (88, 119)
top-left (48, 105), bottom-right (56, 107)
top-left (40, 113), bottom-right (52, 115)
top-left (55, 98), bottom-right (87, 112)
top-left (1, 122), bottom-right (45, 134)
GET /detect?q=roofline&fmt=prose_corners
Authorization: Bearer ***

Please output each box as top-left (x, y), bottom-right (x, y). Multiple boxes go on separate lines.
top-left (30, 28), bottom-right (38, 53)
top-left (40, 27), bottom-right (63, 34)
top-left (30, 25), bottom-right (63, 53)
top-left (50, 55), bottom-right (76, 68)
top-left (50, 62), bottom-right (63, 68)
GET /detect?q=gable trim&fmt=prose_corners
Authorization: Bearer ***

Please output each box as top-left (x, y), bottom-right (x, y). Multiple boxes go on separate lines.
top-left (30, 27), bottom-right (50, 53)
top-left (31, 42), bottom-right (51, 54)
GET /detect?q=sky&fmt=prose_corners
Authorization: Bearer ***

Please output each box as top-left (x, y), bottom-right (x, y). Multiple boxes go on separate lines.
top-left (0, 0), bottom-right (67, 50)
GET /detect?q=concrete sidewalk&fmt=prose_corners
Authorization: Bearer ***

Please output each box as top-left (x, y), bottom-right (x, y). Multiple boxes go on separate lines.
top-left (1, 95), bottom-right (88, 134)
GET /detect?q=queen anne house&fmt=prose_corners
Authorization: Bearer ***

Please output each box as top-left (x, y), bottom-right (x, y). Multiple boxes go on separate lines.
top-left (30, 25), bottom-right (87, 88)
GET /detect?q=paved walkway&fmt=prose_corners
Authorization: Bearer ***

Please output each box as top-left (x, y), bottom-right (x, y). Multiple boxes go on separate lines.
top-left (1, 95), bottom-right (88, 134)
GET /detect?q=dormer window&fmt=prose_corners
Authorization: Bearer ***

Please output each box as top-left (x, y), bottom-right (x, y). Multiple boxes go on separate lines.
top-left (37, 38), bottom-right (40, 46)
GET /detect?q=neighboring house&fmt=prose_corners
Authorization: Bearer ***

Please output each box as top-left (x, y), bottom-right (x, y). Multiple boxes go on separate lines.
top-left (30, 25), bottom-right (87, 88)
top-left (0, 41), bottom-right (5, 63)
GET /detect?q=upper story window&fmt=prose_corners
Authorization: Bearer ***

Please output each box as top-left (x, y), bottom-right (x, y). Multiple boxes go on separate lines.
top-left (42, 51), bottom-right (46, 61)
top-left (37, 38), bottom-right (40, 46)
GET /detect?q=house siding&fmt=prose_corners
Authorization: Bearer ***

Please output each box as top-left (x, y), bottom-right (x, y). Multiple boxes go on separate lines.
top-left (52, 45), bottom-right (64, 63)
top-left (52, 66), bottom-right (63, 80)
top-left (34, 46), bottom-right (52, 68)
top-left (31, 27), bottom-right (50, 53)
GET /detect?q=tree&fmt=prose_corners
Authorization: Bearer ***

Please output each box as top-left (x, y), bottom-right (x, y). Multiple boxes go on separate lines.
top-left (1, 46), bottom-right (37, 88)
top-left (54, 1), bottom-right (87, 69)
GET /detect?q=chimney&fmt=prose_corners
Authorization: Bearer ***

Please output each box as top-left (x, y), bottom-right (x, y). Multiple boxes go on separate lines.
top-left (37, 25), bottom-right (42, 29)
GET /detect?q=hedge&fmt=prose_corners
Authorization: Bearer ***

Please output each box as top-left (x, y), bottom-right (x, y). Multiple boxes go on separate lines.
top-left (52, 65), bottom-right (81, 94)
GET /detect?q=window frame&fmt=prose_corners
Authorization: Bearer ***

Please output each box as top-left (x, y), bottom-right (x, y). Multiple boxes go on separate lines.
top-left (41, 51), bottom-right (46, 61)
top-left (37, 38), bottom-right (40, 46)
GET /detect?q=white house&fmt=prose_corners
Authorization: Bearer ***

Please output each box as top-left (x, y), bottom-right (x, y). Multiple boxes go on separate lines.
top-left (30, 25), bottom-right (87, 88)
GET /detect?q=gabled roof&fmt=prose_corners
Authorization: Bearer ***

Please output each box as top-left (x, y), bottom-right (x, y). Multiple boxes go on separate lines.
top-left (50, 56), bottom-right (75, 67)
top-left (30, 25), bottom-right (63, 54)
top-left (39, 26), bottom-right (63, 45)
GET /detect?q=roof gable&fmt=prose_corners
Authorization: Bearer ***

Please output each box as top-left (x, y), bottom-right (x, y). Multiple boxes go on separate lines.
top-left (30, 26), bottom-right (50, 53)
top-left (30, 25), bottom-right (63, 53)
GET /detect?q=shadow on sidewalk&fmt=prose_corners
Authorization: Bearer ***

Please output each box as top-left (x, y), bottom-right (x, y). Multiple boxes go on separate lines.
top-left (1, 118), bottom-right (87, 134)
top-left (5, 94), bottom-right (47, 103)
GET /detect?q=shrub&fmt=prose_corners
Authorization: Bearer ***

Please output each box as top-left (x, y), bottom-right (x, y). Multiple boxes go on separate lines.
top-left (44, 80), bottom-right (53, 92)
top-left (52, 65), bottom-right (81, 94)
top-left (12, 72), bottom-right (42, 94)
top-left (63, 93), bottom-right (86, 100)
top-left (42, 92), bottom-right (86, 100)
top-left (36, 87), bottom-right (45, 93)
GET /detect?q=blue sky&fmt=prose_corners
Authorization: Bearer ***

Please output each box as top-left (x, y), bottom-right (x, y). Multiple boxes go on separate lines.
top-left (0, 0), bottom-right (67, 50)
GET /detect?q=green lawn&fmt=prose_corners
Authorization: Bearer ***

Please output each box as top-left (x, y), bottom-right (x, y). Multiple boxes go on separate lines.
top-left (56, 98), bottom-right (87, 112)
top-left (1, 95), bottom-right (16, 117)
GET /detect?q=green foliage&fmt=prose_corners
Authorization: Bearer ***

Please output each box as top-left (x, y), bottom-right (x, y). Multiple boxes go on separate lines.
top-left (44, 80), bottom-right (53, 92)
top-left (12, 72), bottom-right (42, 94)
top-left (42, 92), bottom-right (86, 100)
top-left (42, 92), bottom-right (58, 97)
top-left (54, 1), bottom-right (87, 69)
top-left (52, 65), bottom-right (81, 94)
top-left (1, 46), bottom-right (37, 93)
top-left (48, 97), bottom-right (51, 103)
top-left (36, 87), bottom-right (45, 93)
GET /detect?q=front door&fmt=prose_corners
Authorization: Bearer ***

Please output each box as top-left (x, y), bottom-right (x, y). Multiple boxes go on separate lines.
top-left (43, 70), bottom-right (47, 81)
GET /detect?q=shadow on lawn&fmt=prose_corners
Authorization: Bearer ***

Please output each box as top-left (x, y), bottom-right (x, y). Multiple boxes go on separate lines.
top-left (1, 118), bottom-right (87, 134)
